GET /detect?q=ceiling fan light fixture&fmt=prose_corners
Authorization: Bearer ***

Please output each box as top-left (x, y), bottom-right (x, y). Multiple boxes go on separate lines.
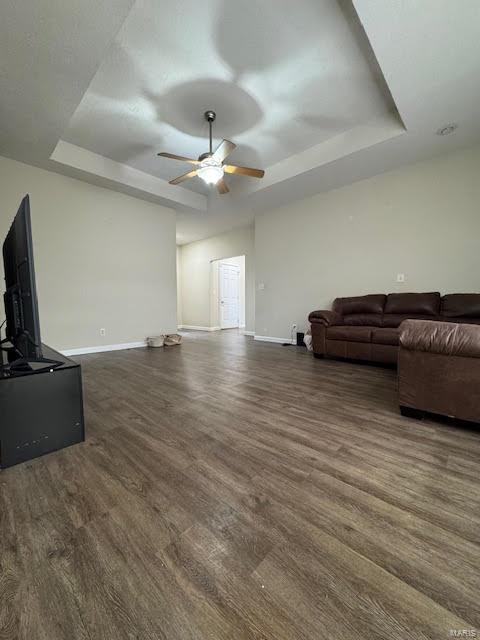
top-left (158, 110), bottom-right (264, 192)
top-left (197, 157), bottom-right (224, 185)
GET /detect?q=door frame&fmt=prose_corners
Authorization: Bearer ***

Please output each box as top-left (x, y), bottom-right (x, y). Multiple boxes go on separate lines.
top-left (209, 256), bottom-right (245, 331)
top-left (218, 261), bottom-right (240, 329)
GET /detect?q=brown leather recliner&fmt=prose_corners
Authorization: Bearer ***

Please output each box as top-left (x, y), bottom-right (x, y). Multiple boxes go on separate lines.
top-left (399, 319), bottom-right (480, 423)
top-left (309, 293), bottom-right (480, 365)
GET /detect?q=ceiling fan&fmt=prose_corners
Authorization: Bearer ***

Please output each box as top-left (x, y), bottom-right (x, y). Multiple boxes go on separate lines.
top-left (157, 110), bottom-right (264, 194)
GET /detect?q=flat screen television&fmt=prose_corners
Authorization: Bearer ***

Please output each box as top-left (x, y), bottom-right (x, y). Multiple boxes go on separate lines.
top-left (2, 195), bottom-right (43, 361)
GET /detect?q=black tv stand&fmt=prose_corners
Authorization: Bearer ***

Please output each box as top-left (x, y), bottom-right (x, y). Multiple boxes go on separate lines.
top-left (0, 343), bottom-right (85, 468)
top-left (1, 353), bottom-right (64, 376)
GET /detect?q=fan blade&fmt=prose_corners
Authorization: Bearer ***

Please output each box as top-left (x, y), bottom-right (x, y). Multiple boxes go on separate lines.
top-left (223, 165), bottom-right (265, 179)
top-left (217, 178), bottom-right (229, 194)
top-left (212, 139), bottom-right (236, 162)
top-left (169, 169), bottom-right (198, 185)
top-left (158, 152), bottom-right (199, 165)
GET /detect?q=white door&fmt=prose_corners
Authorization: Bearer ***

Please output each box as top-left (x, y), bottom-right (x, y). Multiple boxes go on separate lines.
top-left (219, 263), bottom-right (240, 329)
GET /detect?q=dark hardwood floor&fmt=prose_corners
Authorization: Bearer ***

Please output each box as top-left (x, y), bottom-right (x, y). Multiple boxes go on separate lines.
top-left (1, 329), bottom-right (479, 639)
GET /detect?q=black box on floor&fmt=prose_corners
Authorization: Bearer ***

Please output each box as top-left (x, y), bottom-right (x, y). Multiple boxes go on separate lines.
top-left (0, 344), bottom-right (85, 468)
top-left (296, 332), bottom-right (305, 347)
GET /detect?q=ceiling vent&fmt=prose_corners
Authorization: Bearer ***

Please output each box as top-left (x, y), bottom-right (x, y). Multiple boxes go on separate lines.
top-left (436, 123), bottom-right (458, 136)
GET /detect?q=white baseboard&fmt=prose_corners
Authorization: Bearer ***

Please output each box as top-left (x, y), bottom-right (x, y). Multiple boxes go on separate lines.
top-left (62, 334), bottom-right (289, 354)
top-left (178, 325), bottom-right (221, 332)
top-left (62, 341), bottom-right (147, 357)
top-left (254, 335), bottom-right (293, 344)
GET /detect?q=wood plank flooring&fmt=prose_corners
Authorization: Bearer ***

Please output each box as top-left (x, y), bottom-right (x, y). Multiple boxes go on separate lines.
top-left (1, 329), bottom-right (479, 639)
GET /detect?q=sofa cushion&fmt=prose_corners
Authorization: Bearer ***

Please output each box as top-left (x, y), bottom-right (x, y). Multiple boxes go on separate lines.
top-left (371, 327), bottom-right (399, 346)
top-left (333, 294), bottom-right (386, 316)
top-left (440, 316), bottom-right (480, 325)
top-left (382, 314), bottom-right (440, 328)
top-left (441, 293), bottom-right (480, 318)
top-left (326, 326), bottom-right (373, 343)
top-left (343, 313), bottom-right (383, 327)
top-left (385, 292), bottom-right (440, 316)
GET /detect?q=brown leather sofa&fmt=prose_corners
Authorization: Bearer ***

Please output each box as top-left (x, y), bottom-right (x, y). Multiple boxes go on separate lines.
top-left (399, 319), bottom-right (480, 423)
top-left (309, 292), bottom-right (480, 365)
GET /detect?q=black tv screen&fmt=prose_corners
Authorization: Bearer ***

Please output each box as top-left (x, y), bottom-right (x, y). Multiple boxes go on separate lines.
top-left (3, 195), bottom-right (43, 360)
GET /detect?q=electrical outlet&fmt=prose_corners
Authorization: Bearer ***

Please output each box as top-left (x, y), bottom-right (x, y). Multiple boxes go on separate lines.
top-left (100, 328), bottom-right (106, 336)
top-left (396, 273), bottom-right (405, 283)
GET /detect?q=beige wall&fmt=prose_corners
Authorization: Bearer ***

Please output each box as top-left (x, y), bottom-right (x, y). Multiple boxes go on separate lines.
top-left (0, 155), bottom-right (177, 351)
top-left (179, 226), bottom-right (254, 332)
top-left (255, 145), bottom-right (480, 340)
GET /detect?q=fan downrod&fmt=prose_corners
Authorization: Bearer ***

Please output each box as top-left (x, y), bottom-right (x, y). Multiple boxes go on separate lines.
top-left (203, 110), bottom-right (217, 155)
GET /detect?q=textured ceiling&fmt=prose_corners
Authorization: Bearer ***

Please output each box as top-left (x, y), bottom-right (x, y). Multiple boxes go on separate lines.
top-left (0, 0), bottom-right (136, 164)
top-left (1, 0), bottom-right (479, 244)
top-left (63, 0), bottom-right (395, 194)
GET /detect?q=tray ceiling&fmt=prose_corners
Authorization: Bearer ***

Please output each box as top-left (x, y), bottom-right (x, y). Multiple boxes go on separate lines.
top-left (62, 0), bottom-right (396, 194)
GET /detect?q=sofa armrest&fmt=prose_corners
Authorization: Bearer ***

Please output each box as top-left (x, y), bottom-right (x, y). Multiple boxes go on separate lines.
top-left (399, 319), bottom-right (480, 358)
top-left (308, 310), bottom-right (343, 326)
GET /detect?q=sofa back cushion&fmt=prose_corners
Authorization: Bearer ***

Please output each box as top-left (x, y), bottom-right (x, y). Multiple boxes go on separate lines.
top-left (441, 293), bottom-right (480, 318)
top-left (441, 317), bottom-right (480, 325)
top-left (343, 314), bottom-right (383, 327)
top-left (333, 294), bottom-right (386, 316)
top-left (382, 314), bottom-right (439, 328)
top-left (385, 292), bottom-right (440, 316)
